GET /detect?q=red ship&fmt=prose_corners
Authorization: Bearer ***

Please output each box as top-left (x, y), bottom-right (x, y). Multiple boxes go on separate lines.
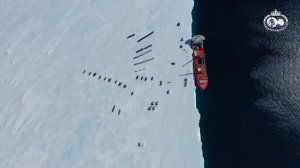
top-left (191, 35), bottom-right (208, 90)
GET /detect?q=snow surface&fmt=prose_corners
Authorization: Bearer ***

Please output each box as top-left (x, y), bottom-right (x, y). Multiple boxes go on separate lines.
top-left (0, 0), bottom-right (204, 167)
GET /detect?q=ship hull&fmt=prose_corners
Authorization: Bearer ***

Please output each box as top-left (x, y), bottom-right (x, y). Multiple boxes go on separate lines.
top-left (192, 44), bottom-right (208, 90)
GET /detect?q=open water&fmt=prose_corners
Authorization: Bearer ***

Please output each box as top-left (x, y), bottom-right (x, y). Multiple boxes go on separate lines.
top-left (192, 0), bottom-right (300, 167)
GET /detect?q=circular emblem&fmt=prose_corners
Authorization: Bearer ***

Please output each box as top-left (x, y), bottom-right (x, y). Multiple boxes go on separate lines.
top-left (263, 9), bottom-right (288, 31)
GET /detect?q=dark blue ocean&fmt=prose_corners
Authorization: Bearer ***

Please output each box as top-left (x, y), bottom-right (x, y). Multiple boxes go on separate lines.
top-left (193, 0), bottom-right (300, 167)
